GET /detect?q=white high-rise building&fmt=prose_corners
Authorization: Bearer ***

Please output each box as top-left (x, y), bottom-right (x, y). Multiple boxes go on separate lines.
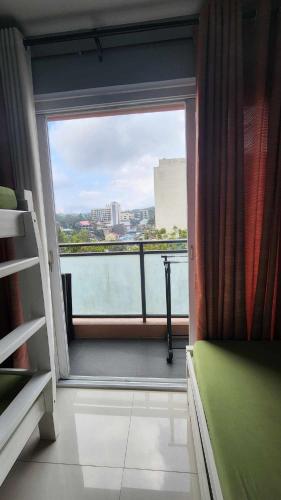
top-left (110, 201), bottom-right (121, 226)
top-left (154, 158), bottom-right (187, 230)
top-left (91, 202), bottom-right (121, 226)
top-left (91, 206), bottom-right (111, 224)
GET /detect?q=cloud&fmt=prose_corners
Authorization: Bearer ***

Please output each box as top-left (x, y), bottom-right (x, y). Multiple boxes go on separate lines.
top-left (109, 154), bottom-right (156, 209)
top-left (78, 190), bottom-right (104, 206)
top-left (51, 168), bottom-right (72, 189)
top-left (48, 110), bottom-right (185, 212)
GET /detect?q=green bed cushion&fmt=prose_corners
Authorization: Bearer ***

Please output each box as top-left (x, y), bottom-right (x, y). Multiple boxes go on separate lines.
top-left (0, 374), bottom-right (31, 415)
top-left (0, 186), bottom-right (17, 210)
top-left (193, 340), bottom-right (281, 500)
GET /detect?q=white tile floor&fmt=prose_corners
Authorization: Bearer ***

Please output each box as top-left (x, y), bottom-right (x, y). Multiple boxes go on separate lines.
top-left (0, 388), bottom-right (201, 500)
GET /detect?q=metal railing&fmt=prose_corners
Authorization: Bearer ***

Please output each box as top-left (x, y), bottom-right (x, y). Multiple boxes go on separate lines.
top-left (59, 239), bottom-right (188, 321)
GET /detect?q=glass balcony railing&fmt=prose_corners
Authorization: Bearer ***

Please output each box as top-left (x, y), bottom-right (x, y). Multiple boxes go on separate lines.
top-left (59, 240), bottom-right (189, 319)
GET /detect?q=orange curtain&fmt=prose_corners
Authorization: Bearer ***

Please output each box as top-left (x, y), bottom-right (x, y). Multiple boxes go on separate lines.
top-left (196, 0), bottom-right (281, 340)
top-left (196, 0), bottom-right (247, 340)
top-left (0, 76), bottom-right (29, 368)
top-left (244, 2), bottom-right (281, 339)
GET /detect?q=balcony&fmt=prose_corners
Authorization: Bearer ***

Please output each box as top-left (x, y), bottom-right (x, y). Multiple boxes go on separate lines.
top-left (59, 239), bottom-right (189, 379)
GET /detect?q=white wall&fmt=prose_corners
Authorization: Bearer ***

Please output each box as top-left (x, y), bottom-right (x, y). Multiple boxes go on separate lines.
top-left (154, 158), bottom-right (187, 231)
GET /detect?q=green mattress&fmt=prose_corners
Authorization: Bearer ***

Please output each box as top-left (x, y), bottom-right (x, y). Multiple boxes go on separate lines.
top-left (0, 186), bottom-right (17, 209)
top-left (0, 374), bottom-right (31, 415)
top-left (193, 341), bottom-right (281, 500)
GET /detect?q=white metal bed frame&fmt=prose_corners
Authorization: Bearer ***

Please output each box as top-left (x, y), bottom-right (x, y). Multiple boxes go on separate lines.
top-left (186, 346), bottom-right (224, 500)
top-left (0, 190), bottom-right (57, 486)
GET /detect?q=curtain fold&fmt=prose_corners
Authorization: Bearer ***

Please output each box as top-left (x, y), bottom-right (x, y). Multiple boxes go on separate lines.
top-left (196, 0), bottom-right (281, 341)
top-left (196, 0), bottom-right (247, 340)
top-left (249, 7), bottom-right (281, 339)
top-left (0, 28), bottom-right (52, 272)
top-left (0, 27), bottom-right (54, 367)
top-left (0, 28), bottom-right (54, 347)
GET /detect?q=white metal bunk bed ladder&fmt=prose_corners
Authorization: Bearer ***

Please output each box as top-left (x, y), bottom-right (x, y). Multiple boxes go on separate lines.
top-left (0, 190), bottom-right (57, 487)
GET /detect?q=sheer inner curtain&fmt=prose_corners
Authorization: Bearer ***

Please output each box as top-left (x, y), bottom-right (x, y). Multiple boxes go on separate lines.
top-left (196, 0), bottom-right (281, 341)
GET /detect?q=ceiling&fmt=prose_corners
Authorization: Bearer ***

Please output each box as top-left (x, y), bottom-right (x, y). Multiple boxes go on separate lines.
top-left (0, 0), bottom-right (204, 36)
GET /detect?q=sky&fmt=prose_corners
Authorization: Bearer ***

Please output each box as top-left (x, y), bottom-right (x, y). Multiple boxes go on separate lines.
top-left (48, 109), bottom-right (186, 214)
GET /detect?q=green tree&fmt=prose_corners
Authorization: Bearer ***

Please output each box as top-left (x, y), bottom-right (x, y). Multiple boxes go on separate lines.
top-left (58, 229), bottom-right (107, 254)
top-left (57, 228), bottom-right (68, 243)
top-left (141, 226), bottom-right (187, 251)
top-left (58, 225), bottom-right (187, 255)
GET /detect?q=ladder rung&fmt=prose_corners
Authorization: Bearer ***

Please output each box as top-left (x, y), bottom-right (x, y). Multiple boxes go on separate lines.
top-left (0, 257), bottom-right (39, 279)
top-left (0, 210), bottom-right (26, 238)
top-left (0, 317), bottom-right (46, 365)
top-left (0, 371), bottom-right (52, 450)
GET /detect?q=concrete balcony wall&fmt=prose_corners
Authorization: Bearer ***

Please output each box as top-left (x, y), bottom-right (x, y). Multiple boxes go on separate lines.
top-left (73, 317), bottom-right (189, 339)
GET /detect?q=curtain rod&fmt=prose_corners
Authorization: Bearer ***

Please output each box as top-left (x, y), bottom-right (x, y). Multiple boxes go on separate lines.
top-left (24, 17), bottom-right (197, 47)
top-left (24, 10), bottom-right (258, 48)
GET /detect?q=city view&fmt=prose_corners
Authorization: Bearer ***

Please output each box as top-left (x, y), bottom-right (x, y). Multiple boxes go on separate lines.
top-left (48, 110), bottom-right (188, 317)
top-left (56, 157), bottom-right (187, 250)
top-left (48, 109), bottom-right (187, 252)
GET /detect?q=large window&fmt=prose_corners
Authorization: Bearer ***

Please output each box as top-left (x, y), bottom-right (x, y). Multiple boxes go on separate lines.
top-left (48, 107), bottom-right (187, 245)
top-left (48, 107), bottom-right (189, 318)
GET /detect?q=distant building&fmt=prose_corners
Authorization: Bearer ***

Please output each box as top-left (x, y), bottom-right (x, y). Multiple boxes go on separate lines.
top-left (91, 202), bottom-right (120, 226)
top-left (91, 206), bottom-right (111, 224)
top-left (79, 220), bottom-right (91, 228)
top-left (133, 208), bottom-right (149, 221)
top-left (120, 211), bottom-right (133, 222)
top-left (138, 218), bottom-right (149, 227)
top-left (121, 220), bottom-right (131, 229)
top-left (111, 201), bottom-right (121, 226)
top-left (154, 158), bottom-right (187, 230)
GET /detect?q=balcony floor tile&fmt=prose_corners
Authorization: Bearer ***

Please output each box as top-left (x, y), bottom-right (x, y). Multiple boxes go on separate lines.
top-left (69, 339), bottom-right (186, 378)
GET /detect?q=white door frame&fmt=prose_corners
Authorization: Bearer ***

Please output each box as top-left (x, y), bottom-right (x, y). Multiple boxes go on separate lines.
top-left (36, 114), bottom-right (70, 378)
top-left (186, 99), bottom-right (196, 346)
top-left (35, 77), bottom-right (197, 384)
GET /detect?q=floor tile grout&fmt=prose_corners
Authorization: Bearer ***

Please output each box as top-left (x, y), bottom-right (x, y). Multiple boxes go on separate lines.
top-left (118, 391), bottom-right (135, 499)
top-left (121, 466), bottom-right (198, 477)
top-left (123, 390), bottom-right (134, 468)
top-left (18, 458), bottom-right (198, 476)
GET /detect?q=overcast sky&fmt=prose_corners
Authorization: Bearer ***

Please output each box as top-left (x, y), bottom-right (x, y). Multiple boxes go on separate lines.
top-left (48, 109), bottom-right (186, 213)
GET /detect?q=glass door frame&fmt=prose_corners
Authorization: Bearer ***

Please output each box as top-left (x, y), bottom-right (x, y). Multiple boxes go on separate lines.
top-left (35, 78), bottom-right (196, 387)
